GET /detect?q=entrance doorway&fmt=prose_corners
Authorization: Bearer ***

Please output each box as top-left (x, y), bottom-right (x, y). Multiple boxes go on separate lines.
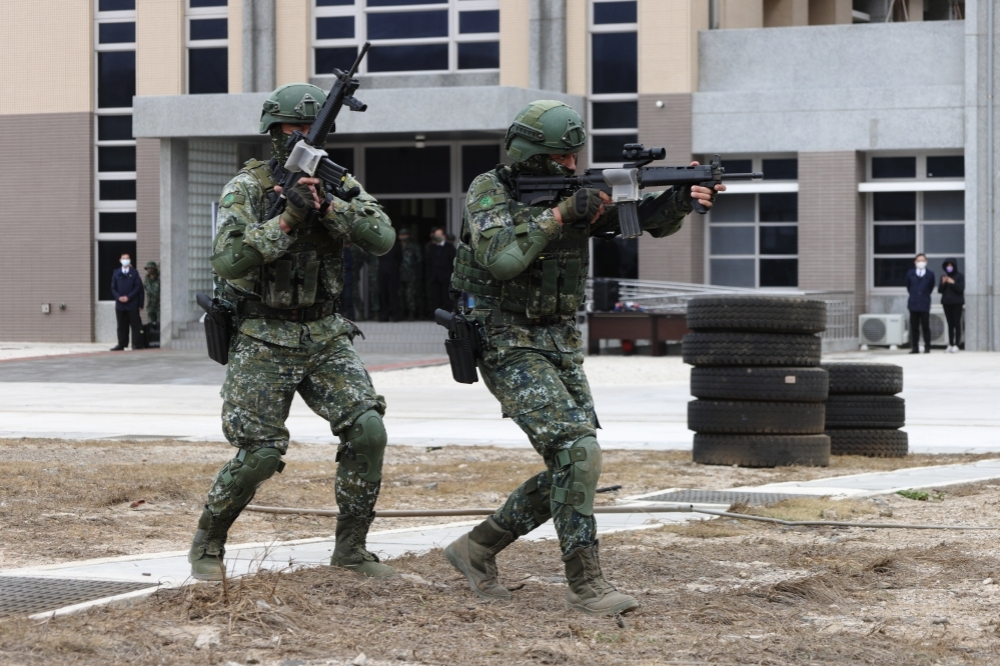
top-left (354, 198), bottom-right (450, 321)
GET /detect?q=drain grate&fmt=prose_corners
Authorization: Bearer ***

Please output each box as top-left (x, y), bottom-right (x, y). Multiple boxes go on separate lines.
top-left (638, 490), bottom-right (811, 506)
top-left (0, 577), bottom-right (157, 617)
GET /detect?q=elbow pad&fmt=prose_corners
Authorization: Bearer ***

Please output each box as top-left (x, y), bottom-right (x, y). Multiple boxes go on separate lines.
top-left (480, 224), bottom-right (550, 281)
top-left (211, 239), bottom-right (264, 280)
top-left (350, 214), bottom-right (396, 257)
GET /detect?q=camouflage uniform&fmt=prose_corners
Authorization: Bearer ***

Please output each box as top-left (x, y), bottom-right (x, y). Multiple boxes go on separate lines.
top-left (188, 83), bottom-right (398, 582)
top-left (457, 164), bottom-right (689, 554)
top-left (444, 100), bottom-right (698, 617)
top-left (142, 262), bottom-right (160, 322)
top-left (399, 239), bottom-right (423, 320)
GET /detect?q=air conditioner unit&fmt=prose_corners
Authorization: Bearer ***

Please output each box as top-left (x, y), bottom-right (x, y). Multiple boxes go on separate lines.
top-left (859, 314), bottom-right (908, 348)
top-left (929, 305), bottom-right (948, 347)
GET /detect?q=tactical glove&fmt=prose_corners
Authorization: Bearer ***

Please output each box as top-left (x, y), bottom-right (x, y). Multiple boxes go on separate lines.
top-left (282, 182), bottom-right (318, 229)
top-left (557, 188), bottom-right (605, 225)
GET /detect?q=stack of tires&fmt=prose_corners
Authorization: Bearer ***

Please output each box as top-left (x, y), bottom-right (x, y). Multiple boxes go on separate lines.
top-left (821, 363), bottom-right (907, 457)
top-left (683, 296), bottom-right (830, 467)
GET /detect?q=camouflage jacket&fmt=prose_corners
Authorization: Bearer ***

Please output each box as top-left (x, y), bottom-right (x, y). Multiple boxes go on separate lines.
top-left (400, 242), bottom-right (423, 282)
top-left (213, 160), bottom-right (392, 347)
top-left (142, 276), bottom-right (160, 315)
top-left (459, 165), bottom-right (692, 353)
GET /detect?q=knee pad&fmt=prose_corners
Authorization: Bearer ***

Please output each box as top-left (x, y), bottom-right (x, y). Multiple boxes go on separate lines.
top-left (551, 436), bottom-right (602, 516)
top-left (219, 447), bottom-right (285, 503)
top-left (338, 409), bottom-right (387, 483)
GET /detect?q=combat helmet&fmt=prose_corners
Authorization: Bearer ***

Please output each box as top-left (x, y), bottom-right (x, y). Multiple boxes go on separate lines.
top-left (504, 100), bottom-right (587, 162)
top-left (259, 83), bottom-right (328, 133)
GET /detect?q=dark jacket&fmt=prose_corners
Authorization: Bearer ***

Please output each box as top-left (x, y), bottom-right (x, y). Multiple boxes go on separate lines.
top-left (906, 266), bottom-right (935, 313)
top-left (427, 241), bottom-right (457, 283)
top-left (111, 267), bottom-right (145, 311)
top-left (938, 257), bottom-right (965, 306)
top-left (378, 239), bottom-right (403, 279)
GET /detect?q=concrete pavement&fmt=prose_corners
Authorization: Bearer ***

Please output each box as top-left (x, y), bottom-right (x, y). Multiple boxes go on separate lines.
top-left (0, 347), bottom-right (997, 454)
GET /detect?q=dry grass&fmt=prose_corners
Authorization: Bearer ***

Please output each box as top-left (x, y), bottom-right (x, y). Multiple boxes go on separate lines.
top-left (4, 438), bottom-right (1000, 663)
top-left (4, 527), bottom-right (1000, 664)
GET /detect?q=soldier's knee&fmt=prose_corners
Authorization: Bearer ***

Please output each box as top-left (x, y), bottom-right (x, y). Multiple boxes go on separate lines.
top-left (338, 409), bottom-right (387, 483)
top-left (220, 447), bottom-right (285, 502)
top-left (550, 436), bottom-right (602, 516)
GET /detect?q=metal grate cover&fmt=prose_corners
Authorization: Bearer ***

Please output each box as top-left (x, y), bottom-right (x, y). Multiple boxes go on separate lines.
top-left (0, 577), bottom-right (156, 617)
top-left (638, 490), bottom-right (811, 506)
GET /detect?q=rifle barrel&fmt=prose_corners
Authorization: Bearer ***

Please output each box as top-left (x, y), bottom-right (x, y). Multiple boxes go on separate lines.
top-left (348, 42), bottom-right (371, 77)
top-left (723, 172), bottom-right (765, 180)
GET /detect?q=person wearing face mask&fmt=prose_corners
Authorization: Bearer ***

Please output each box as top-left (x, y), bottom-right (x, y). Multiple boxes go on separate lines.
top-left (110, 253), bottom-right (145, 351)
top-left (906, 253), bottom-right (935, 354)
top-left (938, 257), bottom-right (965, 352)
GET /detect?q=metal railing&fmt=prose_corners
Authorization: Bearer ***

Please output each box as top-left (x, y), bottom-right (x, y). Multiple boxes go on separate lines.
top-left (587, 279), bottom-right (857, 341)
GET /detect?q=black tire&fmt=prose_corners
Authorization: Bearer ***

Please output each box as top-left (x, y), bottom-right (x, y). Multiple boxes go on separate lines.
top-left (690, 366), bottom-right (829, 402)
top-left (825, 395), bottom-right (905, 429)
top-left (693, 434), bottom-right (831, 467)
top-left (828, 429), bottom-right (908, 457)
top-left (821, 363), bottom-right (903, 395)
top-left (688, 400), bottom-right (826, 434)
top-left (682, 332), bottom-right (822, 367)
top-left (687, 296), bottom-right (827, 334)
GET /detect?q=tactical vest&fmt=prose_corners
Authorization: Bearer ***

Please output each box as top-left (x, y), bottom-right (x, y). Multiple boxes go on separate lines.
top-left (452, 167), bottom-right (588, 319)
top-left (219, 159), bottom-right (345, 309)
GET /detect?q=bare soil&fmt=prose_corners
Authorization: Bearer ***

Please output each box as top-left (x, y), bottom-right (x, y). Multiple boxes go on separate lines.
top-left (4, 439), bottom-right (1000, 664)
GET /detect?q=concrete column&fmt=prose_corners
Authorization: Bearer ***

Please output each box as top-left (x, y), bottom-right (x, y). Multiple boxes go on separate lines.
top-left (243, 0), bottom-right (276, 93)
top-left (964, 0), bottom-right (1000, 350)
top-left (808, 0), bottom-right (852, 25)
top-left (636, 94), bottom-right (702, 283)
top-left (763, 0), bottom-right (809, 27)
top-left (528, 0), bottom-right (566, 92)
top-left (797, 152), bottom-right (865, 315)
top-left (159, 139), bottom-right (189, 348)
top-left (136, 138), bottom-right (162, 277)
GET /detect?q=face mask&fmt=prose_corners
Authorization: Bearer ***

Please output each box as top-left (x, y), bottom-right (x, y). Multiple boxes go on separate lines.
top-left (916, 261), bottom-right (927, 270)
top-left (946, 266), bottom-right (954, 274)
top-left (120, 259), bottom-right (131, 267)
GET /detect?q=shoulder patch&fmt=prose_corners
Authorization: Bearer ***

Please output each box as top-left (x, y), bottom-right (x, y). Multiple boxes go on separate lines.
top-left (478, 195), bottom-right (495, 209)
top-left (221, 192), bottom-right (246, 208)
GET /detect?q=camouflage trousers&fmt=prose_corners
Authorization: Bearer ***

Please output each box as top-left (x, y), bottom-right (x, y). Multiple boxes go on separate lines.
top-left (400, 280), bottom-right (422, 319)
top-left (477, 345), bottom-right (598, 555)
top-left (204, 331), bottom-right (387, 523)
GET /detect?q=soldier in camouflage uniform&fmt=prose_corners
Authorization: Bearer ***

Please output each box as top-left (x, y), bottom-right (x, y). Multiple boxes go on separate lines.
top-left (187, 83), bottom-right (398, 582)
top-left (444, 101), bottom-right (725, 616)
top-left (142, 261), bottom-right (160, 322)
top-left (398, 229), bottom-right (423, 320)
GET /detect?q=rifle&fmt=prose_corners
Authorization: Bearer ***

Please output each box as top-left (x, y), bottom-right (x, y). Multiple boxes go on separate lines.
top-left (513, 144), bottom-right (764, 239)
top-left (267, 42), bottom-right (371, 220)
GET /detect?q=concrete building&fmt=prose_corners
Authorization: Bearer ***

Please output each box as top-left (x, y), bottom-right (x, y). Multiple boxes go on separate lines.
top-left (2, 0), bottom-right (997, 350)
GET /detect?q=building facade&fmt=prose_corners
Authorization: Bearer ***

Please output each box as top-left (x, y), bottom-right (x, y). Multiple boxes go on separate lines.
top-left (2, 0), bottom-right (997, 350)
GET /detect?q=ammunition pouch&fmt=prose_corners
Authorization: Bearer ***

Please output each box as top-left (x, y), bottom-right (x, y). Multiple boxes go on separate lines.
top-left (434, 309), bottom-right (483, 384)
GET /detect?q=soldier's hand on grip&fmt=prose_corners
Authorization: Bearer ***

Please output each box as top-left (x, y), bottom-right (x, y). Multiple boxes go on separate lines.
top-left (557, 188), bottom-right (606, 226)
top-left (282, 182), bottom-right (319, 229)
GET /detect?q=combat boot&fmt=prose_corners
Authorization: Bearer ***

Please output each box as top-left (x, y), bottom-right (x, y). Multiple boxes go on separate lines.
top-left (188, 507), bottom-right (232, 581)
top-left (562, 540), bottom-right (639, 616)
top-left (445, 517), bottom-right (515, 600)
top-left (330, 514), bottom-right (398, 578)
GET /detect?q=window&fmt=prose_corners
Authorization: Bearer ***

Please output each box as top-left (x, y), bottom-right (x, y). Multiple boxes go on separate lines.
top-left (312, 0), bottom-right (499, 76)
top-left (187, 0), bottom-right (228, 94)
top-left (95, 0), bottom-right (137, 300)
top-left (589, 1), bottom-right (637, 166)
top-left (865, 154), bottom-right (965, 289)
top-left (707, 157), bottom-right (799, 288)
